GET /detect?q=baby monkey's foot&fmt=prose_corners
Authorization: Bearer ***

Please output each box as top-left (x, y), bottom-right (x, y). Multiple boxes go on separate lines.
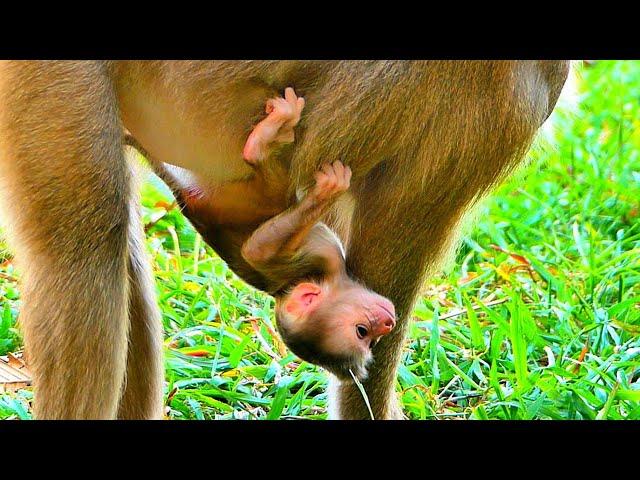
top-left (311, 161), bottom-right (352, 203)
top-left (243, 87), bottom-right (305, 164)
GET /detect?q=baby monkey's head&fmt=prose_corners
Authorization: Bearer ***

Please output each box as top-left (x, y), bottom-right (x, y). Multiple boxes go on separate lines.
top-left (274, 277), bottom-right (396, 380)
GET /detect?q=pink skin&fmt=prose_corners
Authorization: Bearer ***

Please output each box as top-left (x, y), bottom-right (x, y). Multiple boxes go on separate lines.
top-left (310, 161), bottom-right (352, 203)
top-left (272, 161), bottom-right (396, 359)
top-left (243, 87), bottom-right (305, 164)
top-left (284, 282), bottom-right (397, 356)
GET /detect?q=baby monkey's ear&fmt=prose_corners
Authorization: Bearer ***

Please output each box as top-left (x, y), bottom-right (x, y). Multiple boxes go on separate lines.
top-left (284, 282), bottom-right (323, 318)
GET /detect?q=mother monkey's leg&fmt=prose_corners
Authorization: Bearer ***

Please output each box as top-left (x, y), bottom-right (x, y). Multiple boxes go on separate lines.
top-left (317, 61), bottom-right (571, 419)
top-left (0, 61), bottom-right (162, 419)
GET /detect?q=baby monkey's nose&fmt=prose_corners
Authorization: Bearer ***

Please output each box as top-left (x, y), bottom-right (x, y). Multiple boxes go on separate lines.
top-left (378, 316), bottom-right (395, 335)
top-left (371, 299), bottom-right (396, 337)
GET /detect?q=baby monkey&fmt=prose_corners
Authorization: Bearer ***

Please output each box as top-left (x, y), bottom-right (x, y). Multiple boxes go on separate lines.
top-left (139, 88), bottom-right (396, 380)
top-left (241, 160), bottom-right (396, 380)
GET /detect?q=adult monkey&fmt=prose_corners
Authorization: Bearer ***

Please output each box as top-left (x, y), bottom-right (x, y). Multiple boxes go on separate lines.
top-left (0, 61), bottom-right (569, 419)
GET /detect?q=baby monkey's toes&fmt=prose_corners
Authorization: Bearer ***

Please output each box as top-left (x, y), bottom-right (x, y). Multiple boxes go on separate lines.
top-left (266, 87), bottom-right (305, 126)
top-left (282, 87), bottom-right (305, 128)
top-left (243, 87), bottom-right (305, 164)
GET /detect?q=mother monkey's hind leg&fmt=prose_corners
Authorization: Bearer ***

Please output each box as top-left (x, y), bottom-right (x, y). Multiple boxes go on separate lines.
top-left (314, 60), bottom-right (570, 419)
top-left (0, 61), bottom-right (162, 419)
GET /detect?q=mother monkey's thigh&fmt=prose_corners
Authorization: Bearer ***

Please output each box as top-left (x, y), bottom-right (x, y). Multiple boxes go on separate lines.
top-left (298, 60), bottom-right (570, 419)
top-left (0, 61), bottom-right (142, 419)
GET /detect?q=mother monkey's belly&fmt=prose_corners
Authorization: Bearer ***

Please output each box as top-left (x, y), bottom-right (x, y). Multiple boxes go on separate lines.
top-left (111, 60), bottom-right (279, 186)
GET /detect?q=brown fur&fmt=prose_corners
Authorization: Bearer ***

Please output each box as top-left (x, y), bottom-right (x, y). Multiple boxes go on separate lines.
top-left (0, 60), bottom-right (569, 419)
top-left (0, 61), bottom-right (130, 418)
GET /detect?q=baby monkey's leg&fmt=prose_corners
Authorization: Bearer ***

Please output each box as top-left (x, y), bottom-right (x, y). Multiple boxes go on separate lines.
top-left (243, 87), bottom-right (305, 164)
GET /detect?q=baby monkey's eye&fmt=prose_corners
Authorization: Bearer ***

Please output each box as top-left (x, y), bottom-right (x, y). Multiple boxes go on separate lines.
top-left (356, 324), bottom-right (369, 339)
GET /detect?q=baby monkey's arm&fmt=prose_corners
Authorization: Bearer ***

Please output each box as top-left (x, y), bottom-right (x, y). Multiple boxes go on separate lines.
top-left (241, 161), bottom-right (351, 268)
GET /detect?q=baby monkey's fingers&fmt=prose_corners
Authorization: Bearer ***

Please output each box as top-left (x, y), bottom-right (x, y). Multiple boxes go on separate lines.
top-left (311, 162), bottom-right (351, 202)
top-left (312, 170), bottom-right (336, 200)
top-left (320, 162), bottom-right (336, 178)
top-left (332, 160), bottom-right (345, 178)
top-left (336, 162), bottom-right (351, 190)
top-left (327, 161), bottom-right (351, 190)
top-left (318, 164), bottom-right (338, 191)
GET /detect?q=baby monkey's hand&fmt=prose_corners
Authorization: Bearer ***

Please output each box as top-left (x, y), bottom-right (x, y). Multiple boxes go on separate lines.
top-left (311, 161), bottom-right (352, 204)
top-left (243, 87), bottom-right (305, 164)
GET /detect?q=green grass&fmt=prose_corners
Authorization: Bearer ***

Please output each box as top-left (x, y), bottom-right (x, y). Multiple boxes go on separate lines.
top-left (1, 60), bottom-right (639, 419)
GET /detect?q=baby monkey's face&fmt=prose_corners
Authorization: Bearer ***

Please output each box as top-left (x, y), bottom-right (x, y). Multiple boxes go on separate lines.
top-left (275, 279), bottom-right (396, 380)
